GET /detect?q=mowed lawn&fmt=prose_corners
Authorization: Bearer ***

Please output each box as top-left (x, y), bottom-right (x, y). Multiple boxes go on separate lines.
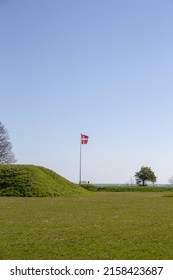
top-left (0, 192), bottom-right (173, 260)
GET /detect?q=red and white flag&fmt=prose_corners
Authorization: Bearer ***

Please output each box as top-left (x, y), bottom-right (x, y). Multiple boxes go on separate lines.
top-left (81, 134), bottom-right (89, 144)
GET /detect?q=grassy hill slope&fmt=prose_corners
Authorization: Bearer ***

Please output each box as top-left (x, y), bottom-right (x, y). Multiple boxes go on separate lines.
top-left (0, 164), bottom-right (88, 197)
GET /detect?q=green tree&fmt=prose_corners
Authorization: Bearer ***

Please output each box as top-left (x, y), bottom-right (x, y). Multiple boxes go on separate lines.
top-left (135, 166), bottom-right (157, 186)
top-left (0, 121), bottom-right (16, 163)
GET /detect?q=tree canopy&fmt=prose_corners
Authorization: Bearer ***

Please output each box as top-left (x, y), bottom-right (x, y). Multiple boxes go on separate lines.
top-left (0, 121), bottom-right (16, 164)
top-left (135, 166), bottom-right (157, 186)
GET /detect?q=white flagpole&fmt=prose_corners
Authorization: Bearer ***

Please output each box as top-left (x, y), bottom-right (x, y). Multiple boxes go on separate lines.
top-left (79, 133), bottom-right (82, 184)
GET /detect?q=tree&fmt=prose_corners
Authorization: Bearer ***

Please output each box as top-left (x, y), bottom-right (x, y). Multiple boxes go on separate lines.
top-left (168, 176), bottom-right (173, 185)
top-left (135, 166), bottom-right (157, 186)
top-left (0, 121), bottom-right (16, 164)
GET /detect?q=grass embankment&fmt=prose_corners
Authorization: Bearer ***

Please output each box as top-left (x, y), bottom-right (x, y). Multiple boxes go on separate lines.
top-left (0, 164), bottom-right (88, 197)
top-left (82, 184), bottom-right (173, 192)
top-left (0, 192), bottom-right (173, 260)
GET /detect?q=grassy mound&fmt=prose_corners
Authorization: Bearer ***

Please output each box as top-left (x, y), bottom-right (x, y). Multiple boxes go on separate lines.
top-left (0, 164), bottom-right (88, 197)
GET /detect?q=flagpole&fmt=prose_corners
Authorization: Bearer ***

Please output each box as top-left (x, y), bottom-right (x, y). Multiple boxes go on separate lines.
top-left (79, 133), bottom-right (89, 185)
top-left (79, 133), bottom-right (82, 185)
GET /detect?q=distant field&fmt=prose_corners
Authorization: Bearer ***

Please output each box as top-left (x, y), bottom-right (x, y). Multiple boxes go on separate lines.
top-left (1, 192), bottom-right (173, 260)
top-left (82, 184), bottom-right (173, 192)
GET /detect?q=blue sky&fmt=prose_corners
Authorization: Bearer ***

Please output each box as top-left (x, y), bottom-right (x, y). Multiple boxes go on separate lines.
top-left (1, 0), bottom-right (173, 184)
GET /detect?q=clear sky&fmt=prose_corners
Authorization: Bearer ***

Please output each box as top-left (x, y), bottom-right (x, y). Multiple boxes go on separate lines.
top-left (1, 0), bottom-right (173, 184)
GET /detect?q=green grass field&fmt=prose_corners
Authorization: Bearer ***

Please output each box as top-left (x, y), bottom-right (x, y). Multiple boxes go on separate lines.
top-left (1, 192), bottom-right (173, 260)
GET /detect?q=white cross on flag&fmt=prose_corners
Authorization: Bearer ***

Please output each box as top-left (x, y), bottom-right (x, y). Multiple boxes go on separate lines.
top-left (81, 134), bottom-right (89, 144)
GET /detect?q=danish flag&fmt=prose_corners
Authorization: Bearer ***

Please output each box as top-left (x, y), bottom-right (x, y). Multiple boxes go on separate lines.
top-left (81, 134), bottom-right (89, 144)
